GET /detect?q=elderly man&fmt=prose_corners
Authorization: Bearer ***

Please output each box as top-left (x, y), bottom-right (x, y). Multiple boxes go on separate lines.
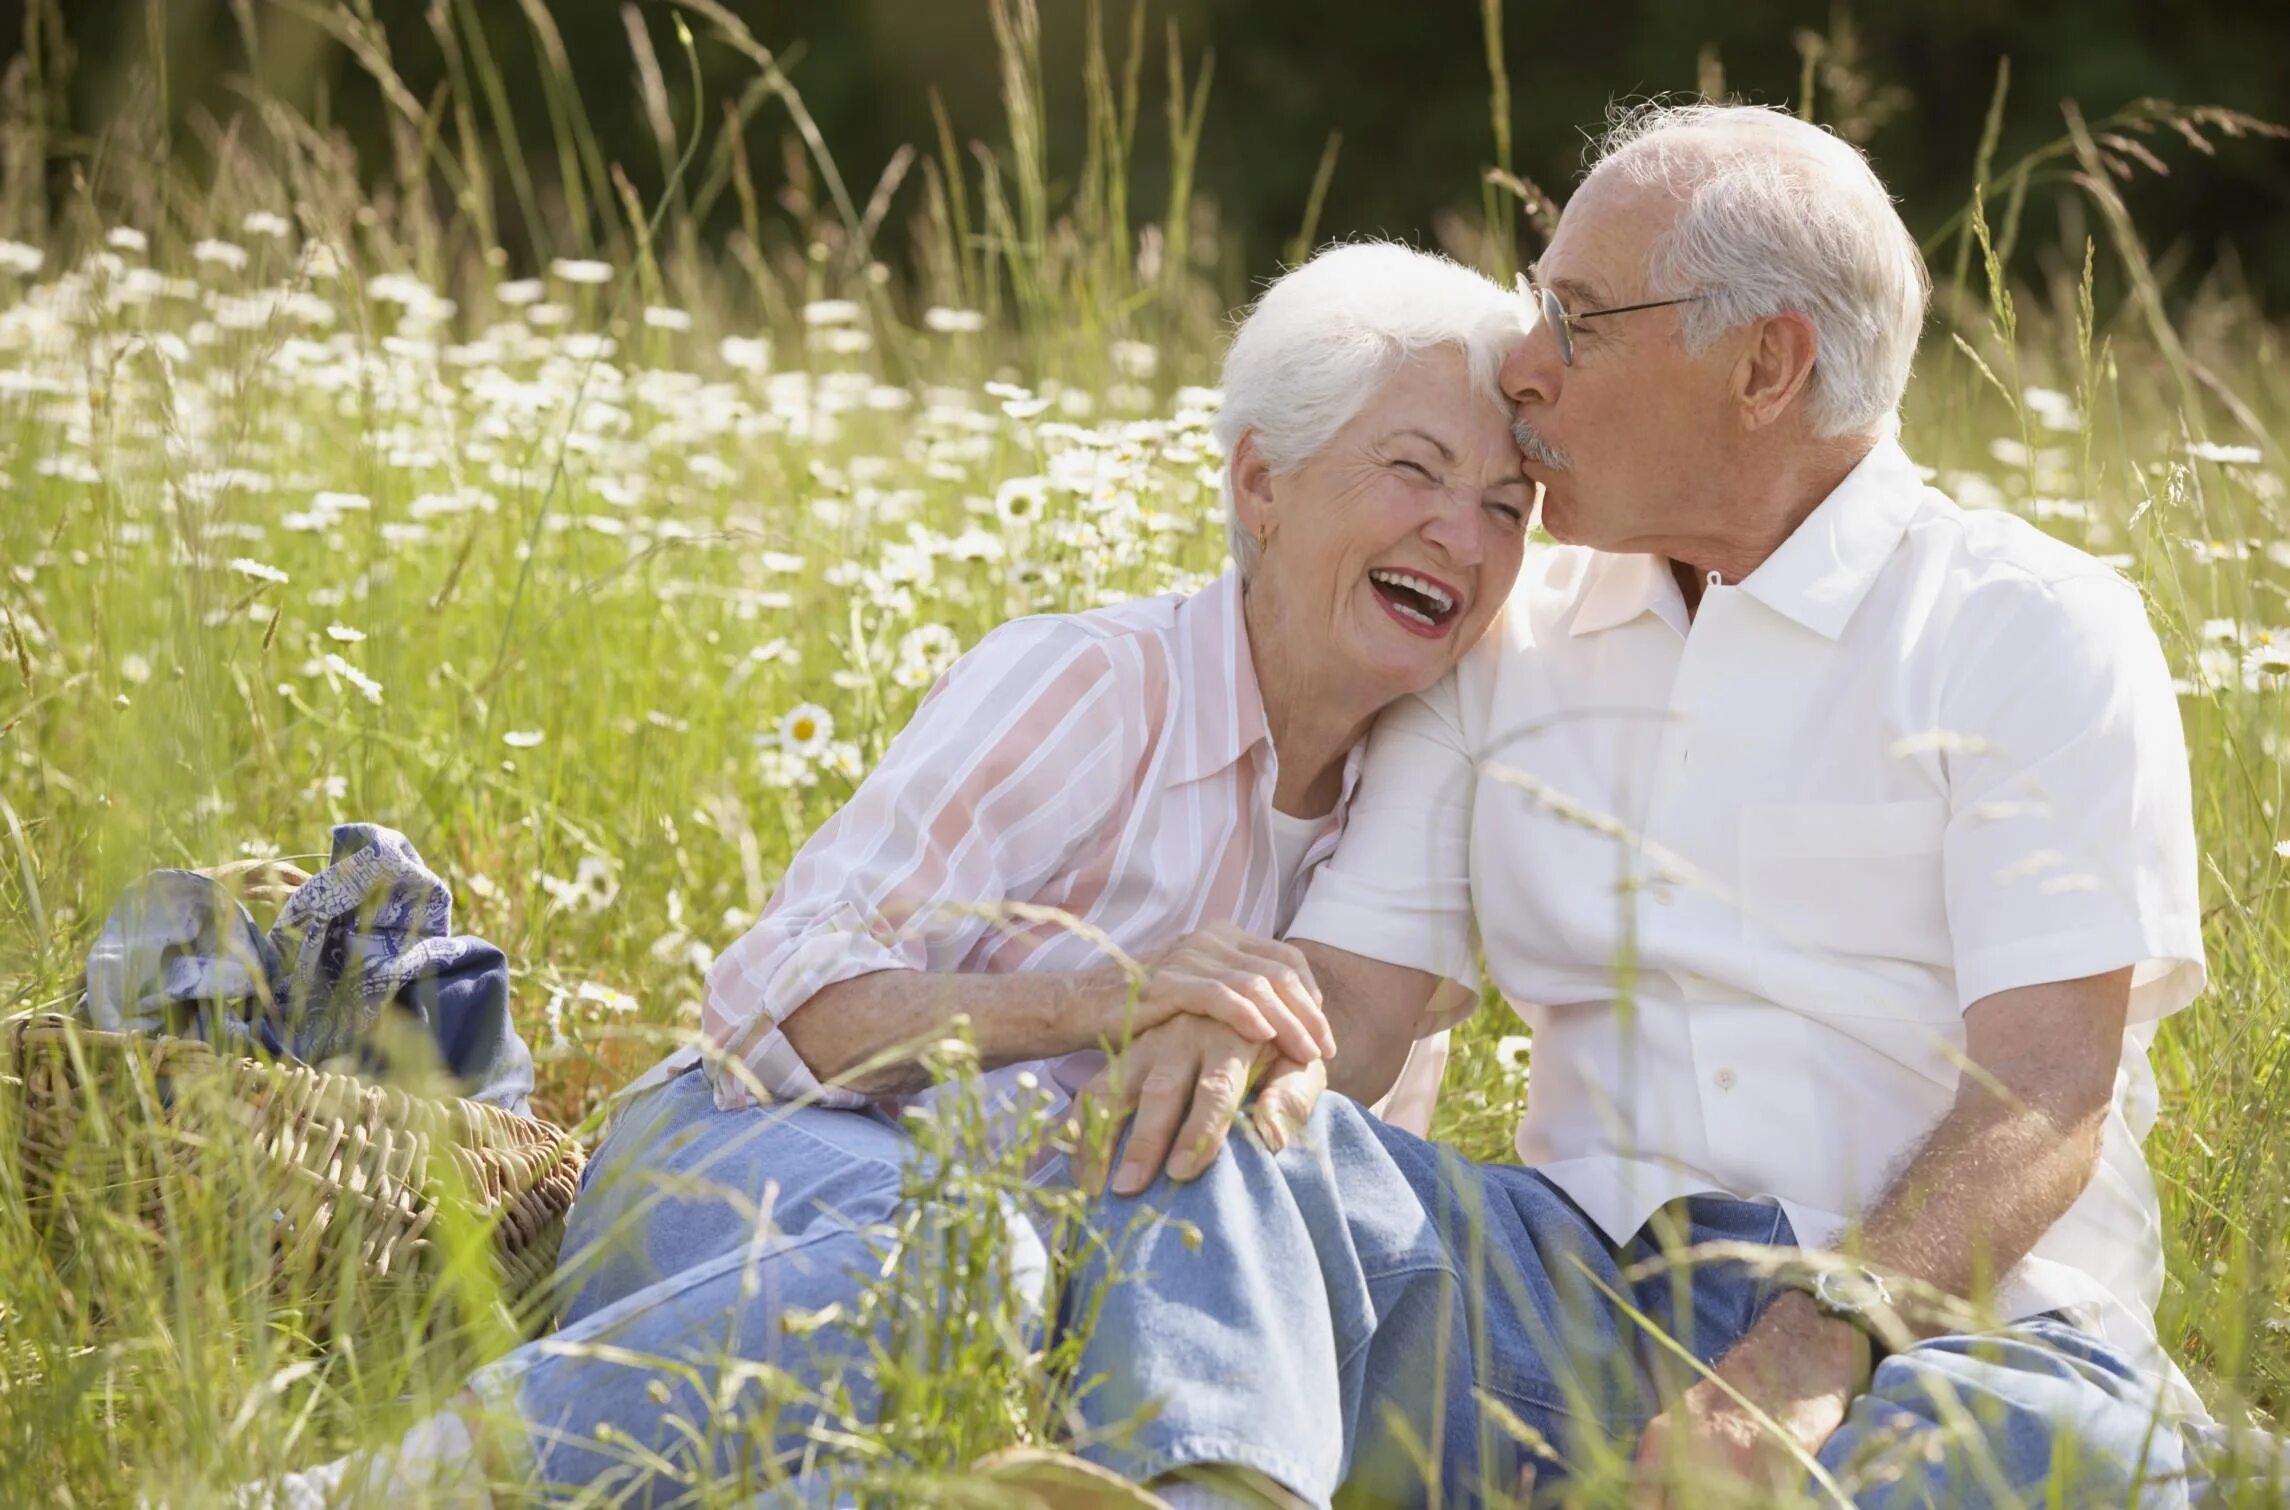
top-left (1062, 102), bottom-right (2216, 1507)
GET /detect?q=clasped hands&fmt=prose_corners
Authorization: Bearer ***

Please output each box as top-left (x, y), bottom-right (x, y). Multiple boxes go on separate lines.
top-left (1063, 924), bottom-right (1872, 1503)
top-left (1071, 922), bottom-right (1332, 1197)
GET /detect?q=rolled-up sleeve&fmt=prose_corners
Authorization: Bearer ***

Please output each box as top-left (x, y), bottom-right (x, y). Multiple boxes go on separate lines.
top-left (1288, 671), bottom-right (1480, 987)
top-left (1939, 573), bottom-right (2205, 1021)
top-left (701, 620), bottom-right (1137, 1108)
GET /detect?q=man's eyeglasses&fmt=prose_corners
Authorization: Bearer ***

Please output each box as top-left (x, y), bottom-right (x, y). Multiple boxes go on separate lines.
top-left (1520, 275), bottom-right (1705, 367)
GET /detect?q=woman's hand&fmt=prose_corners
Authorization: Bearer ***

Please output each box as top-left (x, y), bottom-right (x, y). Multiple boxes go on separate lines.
top-left (1073, 1015), bottom-right (1329, 1197)
top-left (1093, 921), bottom-right (1335, 1066)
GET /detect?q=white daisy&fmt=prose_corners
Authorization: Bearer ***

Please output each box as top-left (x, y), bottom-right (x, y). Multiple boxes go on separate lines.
top-left (192, 239), bottom-right (250, 272)
top-left (719, 335), bottom-right (771, 373)
top-left (802, 298), bottom-right (861, 327)
top-left (996, 476), bottom-right (1049, 525)
top-left (548, 257), bottom-right (613, 286)
top-left (227, 557), bottom-right (289, 585)
top-left (778, 702), bottom-right (834, 757)
top-left (923, 306), bottom-right (986, 334)
top-left (321, 653), bottom-right (383, 706)
top-left (893, 623), bottom-right (961, 690)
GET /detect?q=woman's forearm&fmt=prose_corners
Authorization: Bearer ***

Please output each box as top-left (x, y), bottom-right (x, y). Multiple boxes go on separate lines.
top-left (776, 968), bottom-right (1122, 1096)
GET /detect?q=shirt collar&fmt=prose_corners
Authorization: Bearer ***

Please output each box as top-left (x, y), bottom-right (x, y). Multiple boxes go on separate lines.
top-left (1565, 437), bottom-right (1925, 642)
top-left (1163, 572), bottom-right (1372, 827)
top-left (1568, 550), bottom-right (1688, 638)
top-left (1733, 437), bottom-right (1926, 640)
top-left (1314, 742), bottom-right (1369, 862)
top-left (1165, 568), bottom-right (1273, 785)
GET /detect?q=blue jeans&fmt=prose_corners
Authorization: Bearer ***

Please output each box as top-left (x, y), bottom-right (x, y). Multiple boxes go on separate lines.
top-left (1065, 1094), bottom-right (2222, 1508)
top-left (466, 1069), bottom-right (1049, 1502)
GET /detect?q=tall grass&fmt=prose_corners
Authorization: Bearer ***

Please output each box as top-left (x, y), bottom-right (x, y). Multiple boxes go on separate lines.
top-left (0, 0), bottom-right (2286, 1503)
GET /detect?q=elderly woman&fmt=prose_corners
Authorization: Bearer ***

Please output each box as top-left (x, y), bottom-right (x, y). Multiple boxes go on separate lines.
top-left (268, 242), bottom-right (1528, 1504)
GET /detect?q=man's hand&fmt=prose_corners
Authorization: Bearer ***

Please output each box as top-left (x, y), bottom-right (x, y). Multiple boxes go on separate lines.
top-left (1073, 1015), bottom-right (1327, 1197)
top-left (1094, 922), bottom-right (1335, 1067)
top-left (1632, 1293), bottom-right (1860, 1504)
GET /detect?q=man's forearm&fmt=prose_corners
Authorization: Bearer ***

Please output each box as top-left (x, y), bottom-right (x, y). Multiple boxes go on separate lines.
top-left (778, 968), bottom-right (1122, 1096)
top-left (1642, 979), bottom-right (2135, 1477)
top-left (1828, 972), bottom-right (2135, 1333)
top-left (1841, 1086), bottom-right (2107, 1328)
top-left (1295, 942), bottom-right (1442, 1107)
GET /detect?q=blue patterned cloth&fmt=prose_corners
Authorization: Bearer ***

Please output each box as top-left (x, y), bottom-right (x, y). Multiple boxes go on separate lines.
top-left (80, 823), bottom-right (535, 1113)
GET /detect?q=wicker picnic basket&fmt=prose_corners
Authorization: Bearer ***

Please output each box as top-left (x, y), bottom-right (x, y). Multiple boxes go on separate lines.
top-left (3, 1009), bottom-right (585, 1334)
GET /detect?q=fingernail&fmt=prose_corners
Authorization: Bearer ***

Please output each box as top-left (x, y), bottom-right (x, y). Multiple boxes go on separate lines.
top-left (1256, 1114), bottom-right (1287, 1153)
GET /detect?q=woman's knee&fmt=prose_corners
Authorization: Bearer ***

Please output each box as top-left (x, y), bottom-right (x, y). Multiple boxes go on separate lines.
top-left (562, 1091), bottom-right (914, 1322)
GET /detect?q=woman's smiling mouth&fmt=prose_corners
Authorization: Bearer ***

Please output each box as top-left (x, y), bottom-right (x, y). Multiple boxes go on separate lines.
top-left (1367, 567), bottom-right (1463, 637)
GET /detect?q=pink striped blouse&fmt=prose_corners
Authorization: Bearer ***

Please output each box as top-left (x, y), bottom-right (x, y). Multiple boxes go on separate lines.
top-left (685, 569), bottom-right (1443, 1138)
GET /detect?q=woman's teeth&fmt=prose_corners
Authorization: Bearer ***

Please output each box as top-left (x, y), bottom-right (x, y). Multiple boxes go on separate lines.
top-left (1368, 567), bottom-right (1457, 625)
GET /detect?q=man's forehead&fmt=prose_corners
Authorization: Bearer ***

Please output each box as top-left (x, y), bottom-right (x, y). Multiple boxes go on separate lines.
top-left (1531, 266), bottom-right (1608, 308)
top-left (1534, 176), bottom-right (1673, 299)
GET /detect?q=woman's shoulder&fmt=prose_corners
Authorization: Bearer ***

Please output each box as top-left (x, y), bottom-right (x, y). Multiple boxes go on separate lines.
top-left (945, 592), bottom-right (1186, 722)
top-left (1003, 584), bottom-right (1190, 644)
top-left (971, 589), bottom-right (1188, 676)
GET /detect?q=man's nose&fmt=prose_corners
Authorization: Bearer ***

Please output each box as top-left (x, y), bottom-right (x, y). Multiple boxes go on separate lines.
top-left (1500, 327), bottom-right (1561, 411)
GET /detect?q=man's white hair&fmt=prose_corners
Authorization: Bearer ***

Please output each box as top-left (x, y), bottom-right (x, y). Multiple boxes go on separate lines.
top-left (1588, 102), bottom-right (1930, 438)
top-left (1213, 242), bottom-right (1524, 579)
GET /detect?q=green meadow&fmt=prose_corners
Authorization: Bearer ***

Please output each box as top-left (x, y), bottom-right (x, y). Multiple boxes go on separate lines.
top-left (1, 1), bottom-right (2287, 1502)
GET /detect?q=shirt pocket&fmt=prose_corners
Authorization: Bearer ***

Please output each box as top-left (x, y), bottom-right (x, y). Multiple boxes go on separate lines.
top-left (1736, 798), bottom-right (1954, 1016)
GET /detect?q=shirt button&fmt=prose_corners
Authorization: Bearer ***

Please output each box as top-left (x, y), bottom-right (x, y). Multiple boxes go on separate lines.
top-left (1714, 1068), bottom-right (1738, 1091)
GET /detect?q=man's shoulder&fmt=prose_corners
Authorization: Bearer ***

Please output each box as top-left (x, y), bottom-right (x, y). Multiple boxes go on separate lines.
top-left (1487, 543), bottom-right (1604, 642)
top-left (1900, 495), bottom-right (2148, 634)
top-left (1457, 544), bottom-right (1600, 663)
top-left (1893, 496), bottom-right (2164, 680)
top-left (1906, 492), bottom-right (2135, 596)
top-left (1516, 541), bottom-right (1602, 600)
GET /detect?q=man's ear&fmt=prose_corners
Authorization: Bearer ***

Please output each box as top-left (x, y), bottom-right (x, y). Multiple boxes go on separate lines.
top-left (1734, 311), bottom-right (1820, 431)
top-left (1230, 429), bottom-right (1276, 540)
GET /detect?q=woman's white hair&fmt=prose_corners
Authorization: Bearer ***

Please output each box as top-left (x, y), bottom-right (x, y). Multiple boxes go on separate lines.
top-left (1588, 102), bottom-right (1930, 439)
top-left (1213, 242), bottom-right (1524, 579)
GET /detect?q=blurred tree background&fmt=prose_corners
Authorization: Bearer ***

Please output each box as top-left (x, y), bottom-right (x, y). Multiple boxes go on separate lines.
top-left (3, 0), bottom-right (2286, 302)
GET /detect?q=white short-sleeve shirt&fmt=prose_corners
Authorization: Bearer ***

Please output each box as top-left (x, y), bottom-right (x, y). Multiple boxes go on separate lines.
top-left (1290, 438), bottom-right (2206, 1389)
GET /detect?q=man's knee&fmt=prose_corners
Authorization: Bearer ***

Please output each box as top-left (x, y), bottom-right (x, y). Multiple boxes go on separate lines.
top-left (1819, 1324), bottom-right (2192, 1505)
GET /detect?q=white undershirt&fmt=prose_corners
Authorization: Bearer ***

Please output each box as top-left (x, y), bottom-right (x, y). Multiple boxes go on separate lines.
top-left (1270, 807), bottom-right (1331, 936)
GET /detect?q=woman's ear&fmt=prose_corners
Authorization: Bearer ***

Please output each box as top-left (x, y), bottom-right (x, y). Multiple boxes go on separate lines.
top-left (1230, 430), bottom-right (1276, 544)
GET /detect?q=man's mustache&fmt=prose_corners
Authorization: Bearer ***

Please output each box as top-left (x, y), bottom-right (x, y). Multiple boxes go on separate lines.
top-left (1511, 419), bottom-right (1571, 471)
